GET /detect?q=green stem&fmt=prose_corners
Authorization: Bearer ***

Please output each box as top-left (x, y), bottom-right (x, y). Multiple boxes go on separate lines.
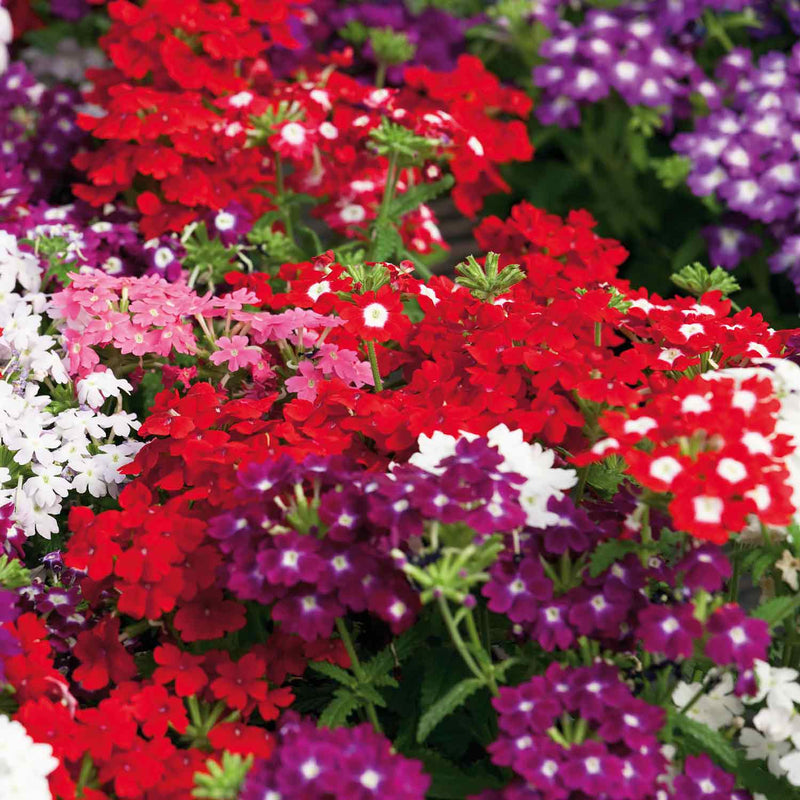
top-left (365, 340), bottom-right (383, 391)
top-left (369, 152), bottom-right (400, 260)
top-left (75, 754), bottom-right (94, 798)
top-left (335, 617), bottom-right (383, 733)
top-left (464, 607), bottom-right (498, 694)
top-left (727, 549), bottom-right (741, 602)
top-left (572, 467), bottom-right (589, 504)
top-left (640, 504), bottom-right (652, 547)
top-left (437, 595), bottom-right (497, 695)
top-left (187, 695), bottom-right (203, 728)
top-left (375, 61), bottom-right (387, 90)
top-left (275, 154), bottom-right (295, 244)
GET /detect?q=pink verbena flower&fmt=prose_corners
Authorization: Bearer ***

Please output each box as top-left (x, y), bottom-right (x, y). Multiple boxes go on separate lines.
top-left (209, 335), bottom-right (261, 371)
top-left (285, 360), bottom-right (324, 402)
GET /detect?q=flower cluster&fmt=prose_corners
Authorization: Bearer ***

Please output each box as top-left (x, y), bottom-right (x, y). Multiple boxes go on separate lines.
top-left (240, 713), bottom-right (430, 800)
top-left (673, 44), bottom-right (800, 284)
top-left (579, 371), bottom-right (795, 542)
top-left (533, 5), bottom-right (714, 128)
top-left (75, 0), bottom-right (532, 244)
top-left (4, 5), bottom-right (800, 800)
top-left (0, 232), bottom-right (142, 539)
top-left (0, 61), bottom-right (84, 211)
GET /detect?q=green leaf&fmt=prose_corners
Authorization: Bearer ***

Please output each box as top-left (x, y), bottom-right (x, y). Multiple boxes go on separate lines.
top-left (417, 678), bottom-right (485, 743)
top-left (391, 624), bottom-right (430, 662)
top-left (589, 540), bottom-right (639, 578)
top-left (671, 262), bottom-right (740, 298)
top-left (752, 552), bottom-right (778, 584)
top-left (308, 661), bottom-right (356, 687)
top-left (420, 650), bottom-right (465, 713)
top-left (193, 752), bottom-right (253, 799)
top-left (388, 175), bottom-right (455, 219)
top-left (405, 749), bottom-right (502, 799)
top-left (586, 460), bottom-right (626, 495)
top-left (736, 754), bottom-right (800, 799)
top-left (318, 688), bottom-right (361, 729)
top-left (668, 709), bottom-right (737, 771)
top-left (371, 224), bottom-right (404, 262)
top-left (751, 595), bottom-right (800, 628)
top-left (355, 683), bottom-right (387, 707)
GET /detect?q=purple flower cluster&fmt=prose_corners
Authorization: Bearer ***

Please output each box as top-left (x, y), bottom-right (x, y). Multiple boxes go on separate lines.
top-left (269, 0), bottom-right (474, 82)
top-left (484, 494), bottom-right (645, 650)
top-left (239, 713), bottom-right (430, 800)
top-left (487, 663), bottom-right (669, 799)
top-left (17, 551), bottom-right (88, 657)
top-left (0, 201), bottom-right (184, 280)
top-left (328, 1), bottom-right (474, 82)
top-left (532, 6), bottom-right (718, 128)
top-left (649, 0), bottom-right (752, 35)
top-left (482, 495), bottom-right (766, 683)
top-left (0, 62), bottom-right (85, 212)
top-left (672, 44), bottom-right (800, 284)
top-left (0, 502), bottom-right (25, 557)
top-left (209, 442), bottom-right (526, 640)
top-left (49, 0), bottom-right (91, 22)
top-left (0, 587), bottom-right (21, 681)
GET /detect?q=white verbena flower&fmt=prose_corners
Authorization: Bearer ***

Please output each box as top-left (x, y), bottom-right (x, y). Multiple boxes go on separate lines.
top-left (740, 727), bottom-right (791, 776)
top-left (672, 674), bottom-right (744, 731)
top-left (23, 463), bottom-right (71, 509)
top-left (753, 706), bottom-right (800, 744)
top-left (748, 660), bottom-right (800, 710)
top-left (780, 750), bottom-right (800, 787)
top-left (76, 369), bottom-right (132, 409)
top-left (0, 714), bottom-right (58, 800)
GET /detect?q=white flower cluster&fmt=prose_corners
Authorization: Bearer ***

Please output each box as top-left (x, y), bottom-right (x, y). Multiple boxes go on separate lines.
top-left (738, 661), bottom-right (800, 784)
top-left (674, 661), bottom-right (800, 786)
top-left (0, 233), bottom-right (142, 538)
top-left (0, 5), bottom-right (10, 76)
top-left (672, 672), bottom-right (744, 731)
top-left (410, 423), bottom-right (577, 528)
top-left (0, 714), bottom-right (58, 800)
top-left (0, 232), bottom-right (68, 384)
top-left (23, 36), bottom-right (107, 85)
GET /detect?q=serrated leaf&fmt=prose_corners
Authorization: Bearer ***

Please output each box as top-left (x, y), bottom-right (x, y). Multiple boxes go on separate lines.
top-left (751, 595), bottom-right (800, 628)
top-left (586, 461), bottom-right (626, 495)
top-left (394, 622), bottom-right (429, 661)
top-left (318, 688), bottom-right (361, 729)
top-left (669, 709), bottom-right (737, 771)
top-left (752, 552), bottom-right (778, 583)
top-left (589, 540), bottom-right (639, 578)
top-left (417, 678), bottom-right (485, 743)
top-left (405, 749), bottom-right (502, 799)
top-left (371, 224), bottom-right (404, 262)
top-left (352, 682), bottom-right (386, 707)
top-left (308, 660), bottom-right (356, 687)
top-left (420, 650), bottom-right (464, 713)
top-left (492, 658), bottom-right (520, 682)
top-left (736, 754), bottom-right (800, 799)
top-left (388, 175), bottom-right (454, 219)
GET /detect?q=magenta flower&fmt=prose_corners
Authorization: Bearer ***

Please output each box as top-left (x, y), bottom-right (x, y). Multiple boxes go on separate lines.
top-left (705, 603), bottom-right (769, 670)
top-left (636, 602), bottom-right (702, 659)
top-left (209, 334), bottom-right (261, 371)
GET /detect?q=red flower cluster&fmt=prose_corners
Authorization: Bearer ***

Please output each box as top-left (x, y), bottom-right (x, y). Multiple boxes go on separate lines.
top-left (578, 372), bottom-right (795, 542)
top-left (74, 1), bottom-right (532, 243)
